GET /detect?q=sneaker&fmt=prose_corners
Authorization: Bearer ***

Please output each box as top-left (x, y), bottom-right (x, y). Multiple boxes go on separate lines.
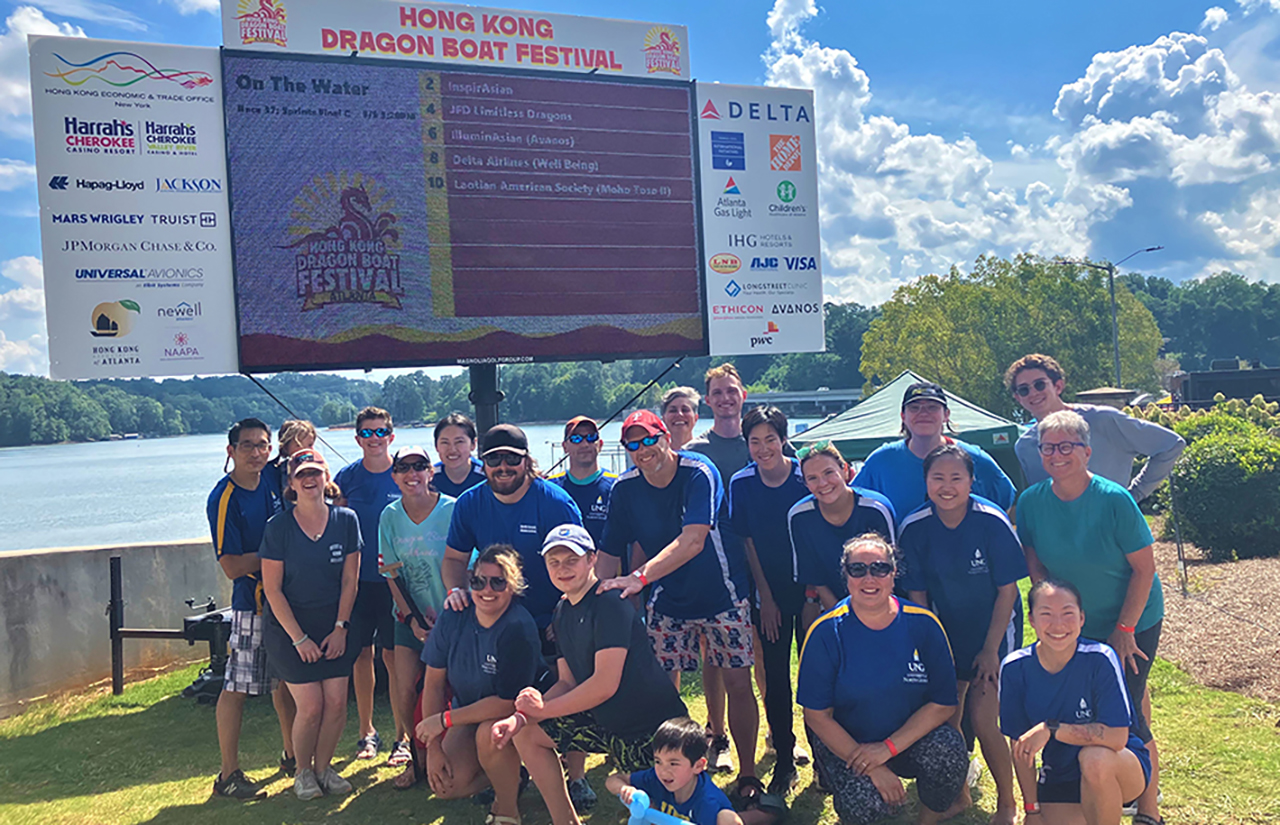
top-left (356, 731), bottom-right (382, 759)
top-left (388, 739), bottom-right (413, 767)
top-left (318, 766), bottom-right (353, 796)
top-left (568, 776), bottom-right (597, 811)
top-left (212, 769), bottom-right (266, 800)
top-left (280, 751), bottom-right (297, 777)
top-left (966, 755), bottom-right (983, 789)
top-left (709, 735), bottom-right (734, 773)
top-left (294, 768), bottom-right (324, 800)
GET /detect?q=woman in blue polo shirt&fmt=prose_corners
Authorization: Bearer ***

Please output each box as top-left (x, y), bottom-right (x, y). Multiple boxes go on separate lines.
top-left (797, 532), bottom-right (967, 825)
top-left (1000, 579), bottom-right (1151, 821)
top-left (899, 444), bottom-right (1026, 825)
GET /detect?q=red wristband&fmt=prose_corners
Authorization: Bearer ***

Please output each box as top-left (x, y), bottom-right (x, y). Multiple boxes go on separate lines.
top-left (442, 709), bottom-right (452, 729)
top-left (883, 738), bottom-right (898, 757)
top-left (1116, 622), bottom-right (1136, 634)
top-left (633, 570), bottom-right (650, 587)
top-left (1025, 801), bottom-right (1041, 814)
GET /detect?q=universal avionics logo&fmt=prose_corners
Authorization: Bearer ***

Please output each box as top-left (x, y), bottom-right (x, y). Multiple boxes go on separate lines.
top-left (237, 0), bottom-right (288, 48)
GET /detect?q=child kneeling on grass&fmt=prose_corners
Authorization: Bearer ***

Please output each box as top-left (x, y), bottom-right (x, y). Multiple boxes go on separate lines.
top-left (607, 717), bottom-right (782, 825)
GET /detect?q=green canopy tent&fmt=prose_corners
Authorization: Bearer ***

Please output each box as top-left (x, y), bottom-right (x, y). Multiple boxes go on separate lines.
top-left (790, 370), bottom-right (1028, 489)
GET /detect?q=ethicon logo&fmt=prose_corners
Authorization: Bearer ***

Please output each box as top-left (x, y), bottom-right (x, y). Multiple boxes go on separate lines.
top-left (770, 134), bottom-right (803, 171)
top-left (723, 177), bottom-right (741, 195)
top-left (700, 100), bottom-right (721, 120)
top-left (237, 0), bottom-right (288, 48)
top-left (90, 299), bottom-right (139, 338)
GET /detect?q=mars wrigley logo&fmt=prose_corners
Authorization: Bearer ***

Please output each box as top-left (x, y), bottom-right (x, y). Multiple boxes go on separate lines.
top-left (64, 117), bottom-right (135, 154)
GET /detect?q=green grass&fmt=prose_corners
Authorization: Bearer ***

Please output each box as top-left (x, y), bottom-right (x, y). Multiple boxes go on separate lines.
top-left (1, 646), bottom-right (1278, 825)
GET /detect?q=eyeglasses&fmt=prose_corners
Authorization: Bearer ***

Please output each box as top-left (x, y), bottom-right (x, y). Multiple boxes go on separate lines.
top-left (842, 561), bottom-right (895, 579)
top-left (623, 434), bottom-right (662, 452)
top-left (393, 460), bottom-right (430, 473)
top-left (1014, 378), bottom-right (1050, 397)
top-left (235, 440), bottom-right (271, 453)
top-left (796, 440), bottom-right (832, 461)
top-left (358, 427), bottom-right (393, 438)
top-left (1038, 441), bottom-right (1087, 456)
top-left (469, 574), bottom-right (508, 592)
top-left (484, 452), bottom-right (525, 467)
top-left (567, 433), bottom-right (600, 444)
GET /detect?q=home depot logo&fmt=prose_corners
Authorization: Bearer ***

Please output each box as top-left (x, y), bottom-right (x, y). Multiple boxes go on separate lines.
top-left (770, 134), bottom-right (802, 171)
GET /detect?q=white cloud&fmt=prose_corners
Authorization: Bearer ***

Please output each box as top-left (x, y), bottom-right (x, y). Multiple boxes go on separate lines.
top-left (0, 329), bottom-right (47, 374)
top-left (166, 0), bottom-right (220, 14)
top-left (23, 0), bottom-right (145, 31)
top-left (0, 256), bottom-right (45, 323)
top-left (0, 6), bottom-right (85, 136)
top-left (1236, 0), bottom-right (1280, 14)
top-left (1202, 6), bottom-right (1230, 30)
top-left (0, 158), bottom-right (35, 191)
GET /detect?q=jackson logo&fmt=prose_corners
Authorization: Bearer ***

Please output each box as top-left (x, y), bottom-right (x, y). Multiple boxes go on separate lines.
top-left (708, 253), bottom-right (741, 274)
top-left (90, 299), bottom-right (139, 337)
top-left (237, 0), bottom-right (288, 48)
top-left (283, 173), bottom-right (403, 310)
top-left (770, 134), bottom-right (802, 171)
top-left (64, 117), bottom-right (135, 154)
top-left (643, 26), bottom-right (681, 75)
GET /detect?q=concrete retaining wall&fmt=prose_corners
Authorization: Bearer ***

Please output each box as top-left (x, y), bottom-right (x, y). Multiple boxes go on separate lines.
top-left (0, 539), bottom-right (229, 715)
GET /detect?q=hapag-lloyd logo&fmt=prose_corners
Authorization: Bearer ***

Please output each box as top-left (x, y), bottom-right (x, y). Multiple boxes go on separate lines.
top-left (237, 0), bottom-right (287, 47)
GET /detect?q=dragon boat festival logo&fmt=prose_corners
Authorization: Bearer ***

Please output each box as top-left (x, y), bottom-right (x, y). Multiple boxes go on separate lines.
top-left (283, 172), bottom-right (403, 311)
top-left (236, 0), bottom-right (288, 48)
top-left (643, 27), bottom-right (681, 76)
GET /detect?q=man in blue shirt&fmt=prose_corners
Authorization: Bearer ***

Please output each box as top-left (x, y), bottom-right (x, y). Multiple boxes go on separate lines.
top-left (205, 418), bottom-right (287, 799)
top-left (547, 416), bottom-right (617, 549)
top-left (599, 410), bottom-right (760, 797)
top-left (334, 406), bottom-right (404, 761)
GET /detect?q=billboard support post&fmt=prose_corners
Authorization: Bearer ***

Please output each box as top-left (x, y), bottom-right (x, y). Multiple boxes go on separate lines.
top-left (468, 364), bottom-right (504, 435)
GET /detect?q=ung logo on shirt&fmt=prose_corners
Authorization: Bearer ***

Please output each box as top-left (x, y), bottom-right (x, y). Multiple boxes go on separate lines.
top-left (904, 648), bottom-right (928, 684)
top-left (520, 524), bottom-right (538, 534)
top-left (1075, 696), bottom-right (1093, 721)
top-left (329, 544), bottom-right (344, 563)
top-left (482, 653), bottom-right (498, 675)
top-left (969, 548), bottom-right (987, 574)
top-left (589, 496), bottom-right (608, 519)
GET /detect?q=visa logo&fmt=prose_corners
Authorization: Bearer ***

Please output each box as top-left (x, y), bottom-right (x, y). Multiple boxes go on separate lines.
top-left (785, 256), bottom-right (817, 270)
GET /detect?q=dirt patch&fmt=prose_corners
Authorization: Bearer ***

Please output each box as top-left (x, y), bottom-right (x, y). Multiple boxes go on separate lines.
top-left (1153, 536), bottom-right (1280, 703)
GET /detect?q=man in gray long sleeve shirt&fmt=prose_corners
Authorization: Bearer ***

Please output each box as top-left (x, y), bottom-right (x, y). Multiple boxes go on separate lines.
top-left (1005, 353), bottom-right (1185, 501)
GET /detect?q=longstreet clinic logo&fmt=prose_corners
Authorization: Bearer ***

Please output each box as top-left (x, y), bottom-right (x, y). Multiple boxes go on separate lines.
top-left (643, 26), bottom-right (681, 75)
top-left (770, 134), bottom-right (802, 171)
top-left (237, 0), bottom-right (288, 48)
top-left (283, 172), bottom-right (403, 311)
top-left (45, 50), bottom-right (214, 90)
top-left (90, 299), bottom-right (139, 338)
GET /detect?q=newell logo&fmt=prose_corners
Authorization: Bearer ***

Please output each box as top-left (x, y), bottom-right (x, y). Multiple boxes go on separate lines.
top-left (49, 176), bottom-right (69, 190)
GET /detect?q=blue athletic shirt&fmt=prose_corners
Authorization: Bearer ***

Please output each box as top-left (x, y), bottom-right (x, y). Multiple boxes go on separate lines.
top-left (853, 438), bottom-right (1016, 525)
top-left (432, 457), bottom-right (487, 499)
top-left (788, 487), bottom-right (896, 595)
top-left (333, 460), bottom-right (401, 582)
top-left (547, 468), bottom-right (617, 548)
top-left (628, 768), bottom-right (735, 825)
top-left (999, 639), bottom-right (1150, 786)
top-left (447, 478), bottom-right (582, 629)
top-left (797, 596), bottom-right (958, 743)
top-left (729, 458), bottom-right (810, 613)
top-left (207, 474), bottom-right (281, 613)
top-left (898, 495), bottom-right (1027, 673)
top-left (603, 451), bottom-right (750, 620)
top-left (421, 601), bottom-right (551, 707)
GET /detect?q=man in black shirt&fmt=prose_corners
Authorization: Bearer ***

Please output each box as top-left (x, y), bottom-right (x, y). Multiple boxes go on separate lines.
top-left (491, 524), bottom-right (687, 825)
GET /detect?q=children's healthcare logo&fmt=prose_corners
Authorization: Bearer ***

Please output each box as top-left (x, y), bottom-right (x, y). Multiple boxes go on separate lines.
top-left (237, 0), bottom-right (288, 48)
top-left (45, 51), bottom-right (213, 90)
top-left (643, 26), bottom-right (681, 75)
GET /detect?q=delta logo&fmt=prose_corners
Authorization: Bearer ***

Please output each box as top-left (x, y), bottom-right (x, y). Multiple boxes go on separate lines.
top-left (237, 0), bottom-right (288, 48)
top-left (63, 117), bottom-right (135, 155)
top-left (703, 100), bottom-right (811, 123)
top-left (45, 50), bottom-right (214, 90)
top-left (700, 100), bottom-right (721, 120)
top-left (90, 299), bottom-right (139, 338)
top-left (722, 176), bottom-right (741, 195)
top-left (642, 26), bottom-right (681, 75)
top-left (708, 253), bottom-right (741, 274)
top-left (770, 134), bottom-right (803, 171)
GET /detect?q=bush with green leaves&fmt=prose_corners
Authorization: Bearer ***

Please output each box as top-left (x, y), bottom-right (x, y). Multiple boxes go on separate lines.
top-left (1170, 428), bottom-right (1280, 561)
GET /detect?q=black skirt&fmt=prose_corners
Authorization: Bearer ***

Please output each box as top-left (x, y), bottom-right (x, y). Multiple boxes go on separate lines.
top-left (263, 601), bottom-right (363, 684)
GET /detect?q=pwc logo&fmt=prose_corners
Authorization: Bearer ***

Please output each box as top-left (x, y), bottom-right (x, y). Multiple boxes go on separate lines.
top-left (750, 321), bottom-right (779, 349)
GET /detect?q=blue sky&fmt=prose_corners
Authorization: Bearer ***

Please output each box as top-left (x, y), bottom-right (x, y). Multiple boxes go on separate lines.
top-left (2, 0), bottom-right (1279, 375)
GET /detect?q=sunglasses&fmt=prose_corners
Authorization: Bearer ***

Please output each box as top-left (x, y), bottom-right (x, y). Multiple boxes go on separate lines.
top-left (567, 433), bottom-right (600, 444)
top-left (289, 451), bottom-right (321, 467)
top-left (358, 427), bottom-right (393, 438)
top-left (1014, 378), bottom-right (1050, 397)
top-left (393, 460), bottom-right (430, 473)
top-left (624, 434), bottom-right (661, 452)
top-left (1038, 441), bottom-right (1087, 456)
top-left (796, 440), bottom-right (832, 461)
top-left (484, 452), bottom-right (525, 467)
top-left (469, 574), bottom-right (508, 592)
top-left (842, 561), bottom-right (895, 579)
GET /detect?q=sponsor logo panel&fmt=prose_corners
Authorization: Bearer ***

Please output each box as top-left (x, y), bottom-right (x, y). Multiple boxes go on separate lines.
top-left (237, 0), bottom-right (288, 48)
top-left (708, 253), bottom-right (741, 274)
top-left (710, 130), bottom-right (745, 171)
top-left (642, 26), bottom-right (681, 75)
top-left (769, 134), bottom-right (802, 171)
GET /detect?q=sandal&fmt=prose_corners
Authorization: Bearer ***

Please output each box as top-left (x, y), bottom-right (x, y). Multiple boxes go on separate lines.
top-left (1132, 816), bottom-right (1165, 825)
top-left (355, 731), bottom-right (381, 759)
top-left (388, 739), bottom-right (413, 767)
top-left (730, 775), bottom-right (767, 811)
top-left (484, 814), bottom-right (521, 825)
top-left (392, 762), bottom-right (419, 790)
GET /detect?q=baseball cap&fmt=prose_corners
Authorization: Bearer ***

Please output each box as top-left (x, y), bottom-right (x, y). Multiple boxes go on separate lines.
top-left (288, 449), bottom-right (327, 475)
top-left (620, 409), bottom-right (668, 442)
top-left (902, 382), bottom-right (948, 410)
top-left (393, 445), bottom-right (430, 464)
top-left (563, 415), bottom-right (599, 438)
top-left (541, 523), bottom-right (595, 556)
top-left (481, 423), bottom-right (529, 457)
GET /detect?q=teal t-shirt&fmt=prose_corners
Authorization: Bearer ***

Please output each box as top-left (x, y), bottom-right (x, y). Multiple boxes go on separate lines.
top-left (378, 495), bottom-right (456, 618)
top-left (1016, 475), bottom-right (1163, 639)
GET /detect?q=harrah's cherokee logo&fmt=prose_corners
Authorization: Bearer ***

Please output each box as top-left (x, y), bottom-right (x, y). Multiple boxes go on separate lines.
top-left (64, 117), bottom-right (135, 154)
top-left (237, 0), bottom-right (288, 48)
top-left (643, 26), bottom-right (681, 75)
top-left (283, 172), bottom-right (403, 310)
top-left (145, 121), bottom-right (197, 156)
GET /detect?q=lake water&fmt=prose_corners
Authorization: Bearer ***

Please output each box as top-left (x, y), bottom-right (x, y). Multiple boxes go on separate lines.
top-left (0, 418), bottom-right (824, 553)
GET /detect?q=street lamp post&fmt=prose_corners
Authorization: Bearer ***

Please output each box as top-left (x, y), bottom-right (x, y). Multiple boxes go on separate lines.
top-left (1054, 246), bottom-right (1163, 387)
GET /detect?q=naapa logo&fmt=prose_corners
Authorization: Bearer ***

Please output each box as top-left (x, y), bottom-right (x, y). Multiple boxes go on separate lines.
top-left (722, 176), bottom-right (741, 195)
top-left (156, 177), bottom-right (222, 194)
top-left (90, 299), bottom-right (139, 338)
top-left (700, 100), bottom-right (721, 120)
top-left (642, 26), bottom-right (681, 76)
top-left (237, 0), bottom-right (288, 48)
top-left (162, 330), bottom-right (202, 361)
top-left (45, 50), bottom-right (214, 90)
top-left (708, 253), bottom-right (741, 274)
top-left (63, 117), bottom-right (135, 155)
top-left (770, 134), bottom-right (803, 171)
top-left (48, 175), bottom-right (68, 190)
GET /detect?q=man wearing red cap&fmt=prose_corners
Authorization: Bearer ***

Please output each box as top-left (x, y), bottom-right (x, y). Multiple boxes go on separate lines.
top-left (598, 410), bottom-right (761, 800)
top-left (547, 416), bottom-right (617, 550)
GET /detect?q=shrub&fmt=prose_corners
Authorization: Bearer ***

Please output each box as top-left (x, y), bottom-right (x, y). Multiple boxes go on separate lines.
top-left (1171, 429), bottom-right (1280, 561)
top-left (1172, 410), bottom-right (1263, 445)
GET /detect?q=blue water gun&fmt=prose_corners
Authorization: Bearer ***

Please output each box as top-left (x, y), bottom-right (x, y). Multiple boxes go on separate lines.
top-left (622, 789), bottom-right (689, 825)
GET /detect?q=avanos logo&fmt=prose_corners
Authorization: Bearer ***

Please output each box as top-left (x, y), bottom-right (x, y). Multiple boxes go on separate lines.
top-left (708, 253), bottom-right (741, 274)
top-left (45, 51), bottom-right (214, 89)
top-left (156, 177), bottom-right (223, 193)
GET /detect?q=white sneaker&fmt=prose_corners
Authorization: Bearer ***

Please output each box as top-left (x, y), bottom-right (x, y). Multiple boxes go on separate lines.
top-left (294, 768), bottom-right (324, 800)
top-left (319, 766), bottom-right (352, 796)
top-left (966, 756), bottom-right (983, 789)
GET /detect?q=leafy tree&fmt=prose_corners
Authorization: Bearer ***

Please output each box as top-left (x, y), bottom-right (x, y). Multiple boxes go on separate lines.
top-left (319, 399), bottom-right (356, 426)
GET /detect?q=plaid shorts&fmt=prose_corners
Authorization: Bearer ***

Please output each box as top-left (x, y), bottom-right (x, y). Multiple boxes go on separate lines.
top-left (539, 712), bottom-right (656, 774)
top-left (647, 598), bottom-right (754, 672)
top-left (223, 610), bottom-right (272, 696)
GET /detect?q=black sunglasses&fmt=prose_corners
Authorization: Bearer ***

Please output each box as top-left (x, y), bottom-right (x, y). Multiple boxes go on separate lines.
top-left (358, 427), bottom-right (393, 438)
top-left (624, 434), bottom-right (661, 452)
top-left (484, 452), bottom-right (525, 467)
top-left (469, 574), bottom-right (508, 592)
top-left (567, 433), bottom-right (600, 444)
top-left (842, 561), bottom-right (895, 579)
top-left (393, 460), bottom-right (430, 473)
top-left (1014, 378), bottom-right (1050, 397)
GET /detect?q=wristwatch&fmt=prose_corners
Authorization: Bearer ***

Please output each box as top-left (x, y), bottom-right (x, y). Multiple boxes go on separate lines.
top-left (334, 619), bottom-right (349, 630)
top-left (1046, 719), bottom-right (1060, 740)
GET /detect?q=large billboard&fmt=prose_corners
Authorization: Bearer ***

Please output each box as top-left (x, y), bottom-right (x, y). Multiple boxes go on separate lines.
top-left (224, 51), bottom-right (704, 371)
top-left (28, 36), bottom-right (238, 379)
top-left (696, 83), bottom-right (824, 356)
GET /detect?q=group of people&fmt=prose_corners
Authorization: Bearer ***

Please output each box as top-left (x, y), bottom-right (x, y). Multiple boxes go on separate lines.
top-left (203, 352), bottom-right (1183, 825)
